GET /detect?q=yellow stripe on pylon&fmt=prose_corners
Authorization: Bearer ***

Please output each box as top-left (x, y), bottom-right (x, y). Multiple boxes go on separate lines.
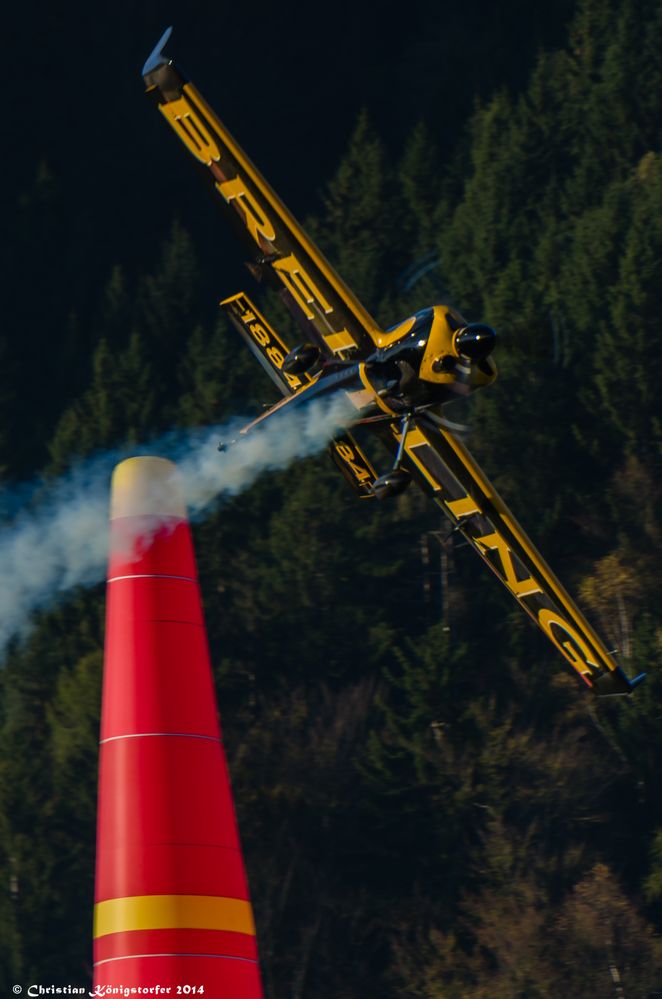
top-left (94, 894), bottom-right (256, 938)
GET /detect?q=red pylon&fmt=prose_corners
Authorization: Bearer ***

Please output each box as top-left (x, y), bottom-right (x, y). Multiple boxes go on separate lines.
top-left (94, 457), bottom-right (264, 996)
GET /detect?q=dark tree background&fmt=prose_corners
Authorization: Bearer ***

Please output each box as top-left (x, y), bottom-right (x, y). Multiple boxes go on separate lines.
top-left (2, 1), bottom-right (662, 995)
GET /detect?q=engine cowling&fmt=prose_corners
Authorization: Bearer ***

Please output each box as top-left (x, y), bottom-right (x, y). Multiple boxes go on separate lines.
top-left (454, 324), bottom-right (497, 361)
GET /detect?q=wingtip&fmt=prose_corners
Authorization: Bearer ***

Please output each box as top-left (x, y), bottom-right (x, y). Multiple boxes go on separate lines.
top-left (593, 666), bottom-right (647, 697)
top-left (142, 25), bottom-right (173, 77)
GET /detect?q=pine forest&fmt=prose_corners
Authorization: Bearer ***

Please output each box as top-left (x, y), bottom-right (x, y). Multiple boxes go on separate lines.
top-left (1, 0), bottom-right (662, 995)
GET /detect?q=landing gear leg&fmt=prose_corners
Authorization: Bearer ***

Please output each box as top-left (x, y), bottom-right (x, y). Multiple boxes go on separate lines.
top-left (393, 412), bottom-right (413, 472)
top-left (371, 412), bottom-right (414, 500)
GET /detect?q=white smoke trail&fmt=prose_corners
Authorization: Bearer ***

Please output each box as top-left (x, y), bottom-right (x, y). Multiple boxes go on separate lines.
top-left (0, 393), bottom-right (356, 658)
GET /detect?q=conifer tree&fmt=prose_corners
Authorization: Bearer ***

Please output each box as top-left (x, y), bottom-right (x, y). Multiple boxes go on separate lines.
top-left (591, 156), bottom-right (662, 463)
top-left (308, 112), bottom-right (400, 320)
top-left (47, 332), bottom-right (156, 471)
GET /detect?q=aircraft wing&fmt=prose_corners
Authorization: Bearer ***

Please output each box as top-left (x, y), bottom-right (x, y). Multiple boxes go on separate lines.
top-left (142, 28), bottom-right (383, 361)
top-left (379, 413), bottom-right (645, 695)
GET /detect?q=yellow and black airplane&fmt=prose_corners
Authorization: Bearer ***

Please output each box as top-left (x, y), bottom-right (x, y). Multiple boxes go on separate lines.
top-left (142, 28), bottom-right (645, 697)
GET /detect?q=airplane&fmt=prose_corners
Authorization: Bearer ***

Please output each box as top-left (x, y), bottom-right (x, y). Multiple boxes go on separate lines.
top-left (142, 28), bottom-right (645, 697)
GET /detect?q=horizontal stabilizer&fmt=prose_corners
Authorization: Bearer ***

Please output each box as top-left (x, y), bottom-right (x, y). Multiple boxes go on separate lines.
top-left (329, 433), bottom-right (378, 499)
top-left (221, 292), bottom-right (314, 396)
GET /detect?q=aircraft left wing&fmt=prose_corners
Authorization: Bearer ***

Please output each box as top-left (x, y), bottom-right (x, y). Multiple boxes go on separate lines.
top-left (142, 28), bottom-right (383, 361)
top-left (379, 414), bottom-right (645, 696)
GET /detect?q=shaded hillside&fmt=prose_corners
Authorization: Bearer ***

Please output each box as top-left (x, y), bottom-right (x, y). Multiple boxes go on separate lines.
top-left (1, 0), bottom-right (662, 995)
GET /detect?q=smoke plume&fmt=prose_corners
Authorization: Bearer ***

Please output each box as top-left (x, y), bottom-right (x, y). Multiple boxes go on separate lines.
top-left (0, 393), bottom-right (355, 658)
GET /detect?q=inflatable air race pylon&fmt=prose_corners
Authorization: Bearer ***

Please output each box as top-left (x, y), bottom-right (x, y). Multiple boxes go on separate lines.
top-left (93, 456), bottom-right (264, 996)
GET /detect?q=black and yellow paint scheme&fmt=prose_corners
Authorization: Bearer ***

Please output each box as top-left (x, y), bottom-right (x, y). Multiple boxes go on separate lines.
top-left (221, 291), bottom-right (378, 497)
top-left (143, 28), bottom-right (645, 696)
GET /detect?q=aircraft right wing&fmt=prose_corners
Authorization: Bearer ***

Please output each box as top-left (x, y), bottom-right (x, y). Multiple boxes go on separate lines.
top-left (377, 413), bottom-right (645, 695)
top-left (143, 28), bottom-right (384, 362)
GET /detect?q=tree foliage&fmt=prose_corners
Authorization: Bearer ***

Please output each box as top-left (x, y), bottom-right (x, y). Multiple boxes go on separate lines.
top-left (1, 0), bottom-right (662, 994)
